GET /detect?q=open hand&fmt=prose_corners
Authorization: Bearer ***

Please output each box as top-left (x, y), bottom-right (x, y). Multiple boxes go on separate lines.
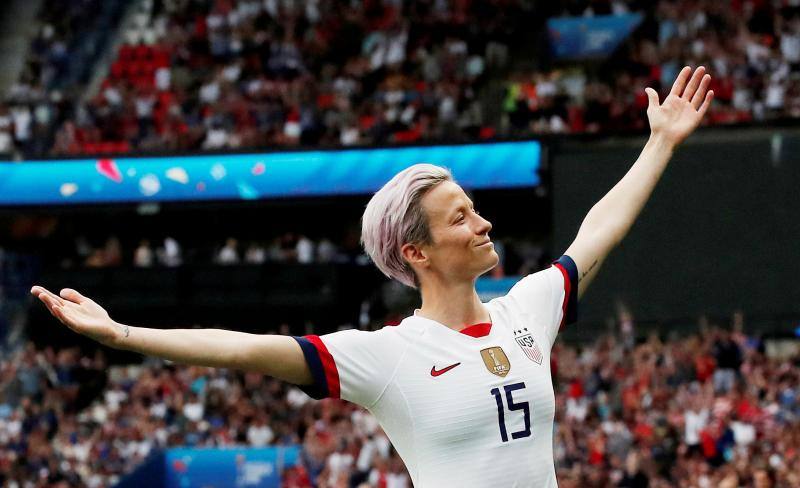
top-left (31, 286), bottom-right (124, 347)
top-left (645, 66), bottom-right (714, 146)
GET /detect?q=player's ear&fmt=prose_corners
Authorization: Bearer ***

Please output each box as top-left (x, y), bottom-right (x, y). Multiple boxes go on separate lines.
top-left (401, 242), bottom-right (429, 270)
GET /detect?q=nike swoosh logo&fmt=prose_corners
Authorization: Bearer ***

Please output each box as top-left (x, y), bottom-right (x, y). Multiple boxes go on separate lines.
top-left (431, 362), bottom-right (461, 377)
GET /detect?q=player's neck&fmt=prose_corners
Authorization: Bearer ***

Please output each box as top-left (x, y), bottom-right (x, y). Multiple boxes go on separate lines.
top-left (416, 280), bottom-right (489, 332)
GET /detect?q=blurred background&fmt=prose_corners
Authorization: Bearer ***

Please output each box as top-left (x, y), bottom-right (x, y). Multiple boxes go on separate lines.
top-left (0, 0), bottom-right (798, 487)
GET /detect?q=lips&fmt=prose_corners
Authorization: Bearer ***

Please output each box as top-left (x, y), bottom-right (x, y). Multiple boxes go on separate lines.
top-left (476, 240), bottom-right (492, 247)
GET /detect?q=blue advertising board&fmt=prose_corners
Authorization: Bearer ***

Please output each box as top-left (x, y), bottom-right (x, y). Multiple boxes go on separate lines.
top-left (163, 446), bottom-right (300, 488)
top-left (0, 141), bottom-right (541, 206)
top-left (547, 13), bottom-right (643, 60)
top-left (476, 276), bottom-right (521, 301)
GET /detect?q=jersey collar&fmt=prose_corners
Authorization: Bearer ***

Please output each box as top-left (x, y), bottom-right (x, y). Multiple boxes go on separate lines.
top-left (459, 322), bottom-right (492, 337)
top-left (412, 309), bottom-right (493, 338)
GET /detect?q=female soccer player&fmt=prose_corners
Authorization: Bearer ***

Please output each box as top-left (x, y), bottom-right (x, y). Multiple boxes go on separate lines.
top-left (32, 66), bottom-right (713, 487)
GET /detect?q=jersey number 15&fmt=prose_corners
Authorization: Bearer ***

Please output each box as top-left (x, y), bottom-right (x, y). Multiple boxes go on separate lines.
top-left (490, 382), bottom-right (531, 442)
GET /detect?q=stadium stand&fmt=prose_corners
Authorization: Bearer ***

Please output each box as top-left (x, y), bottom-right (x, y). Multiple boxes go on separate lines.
top-left (1, 317), bottom-right (798, 487)
top-left (2, 0), bottom-right (128, 157)
top-left (2, 0), bottom-right (800, 158)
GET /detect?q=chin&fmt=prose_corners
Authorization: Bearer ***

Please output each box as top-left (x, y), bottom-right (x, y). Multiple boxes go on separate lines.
top-left (462, 249), bottom-right (500, 279)
top-left (481, 252), bottom-right (500, 274)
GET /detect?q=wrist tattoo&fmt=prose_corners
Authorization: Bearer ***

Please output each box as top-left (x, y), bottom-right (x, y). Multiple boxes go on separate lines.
top-left (119, 324), bottom-right (130, 338)
top-left (581, 259), bottom-right (599, 280)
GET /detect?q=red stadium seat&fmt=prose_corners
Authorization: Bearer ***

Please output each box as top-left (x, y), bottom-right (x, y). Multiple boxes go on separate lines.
top-left (153, 49), bottom-right (170, 68)
top-left (316, 93), bottom-right (335, 110)
top-left (118, 44), bottom-right (134, 61)
top-left (568, 106), bottom-right (585, 133)
top-left (134, 44), bottom-right (149, 60)
top-left (479, 126), bottom-right (496, 140)
top-left (393, 127), bottom-right (421, 143)
top-left (111, 61), bottom-right (124, 79)
top-left (142, 60), bottom-right (157, 76)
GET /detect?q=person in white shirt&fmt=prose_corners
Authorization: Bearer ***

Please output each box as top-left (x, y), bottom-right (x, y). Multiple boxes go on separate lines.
top-left (296, 235), bottom-right (315, 264)
top-left (133, 240), bottom-right (154, 268)
top-left (157, 237), bottom-right (182, 267)
top-left (684, 400), bottom-right (709, 450)
top-left (246, 413), bottom-right (274, 447)
top-left (31, 66), bottom-right (714, 487)
top-left (216, 237), bottom-right (240, 265)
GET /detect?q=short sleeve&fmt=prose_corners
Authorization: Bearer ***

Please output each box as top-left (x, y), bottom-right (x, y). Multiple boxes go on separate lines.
top-left (293, 328), bottom-right (404, 407)
top-left (493, 255), bottom-right (578, 345)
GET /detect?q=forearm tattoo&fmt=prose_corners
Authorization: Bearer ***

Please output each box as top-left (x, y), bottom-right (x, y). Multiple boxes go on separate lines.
top-left (581, 259), bottom-right (599, 280)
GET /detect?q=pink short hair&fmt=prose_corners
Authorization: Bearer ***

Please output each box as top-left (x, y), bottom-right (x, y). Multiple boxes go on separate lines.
top-left (361, 164), bottom-right (453, 289)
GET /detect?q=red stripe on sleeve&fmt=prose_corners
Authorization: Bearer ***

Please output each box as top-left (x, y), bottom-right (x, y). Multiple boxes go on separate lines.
top-left (305, 335), bottom-right (341, 399)
top-left (553, 263), bottom-right (571, 331)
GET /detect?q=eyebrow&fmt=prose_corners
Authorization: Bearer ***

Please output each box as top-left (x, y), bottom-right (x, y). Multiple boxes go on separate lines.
top-left (448, 200), bottom-right (475, 220)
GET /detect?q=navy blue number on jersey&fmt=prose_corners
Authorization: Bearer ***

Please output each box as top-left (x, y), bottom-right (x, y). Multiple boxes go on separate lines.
top-left (490, 382), bottom-right (531, 442)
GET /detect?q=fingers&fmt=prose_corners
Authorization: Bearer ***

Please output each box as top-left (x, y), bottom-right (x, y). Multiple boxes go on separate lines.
top-left (60, 288), bottom-right (88, 305)
top-left (31, 285), bottom-right (77, 330)
top-left (38, 293), bottom-right (63, 318)
top-left (31, 286), bottom-right (65, 307)
top-left (682, 66), bottom-right (706, 102)
top-left (645, 87), bottom-right (660, 108)
top-left (698, 90), bottom-right (715, 118)
top-left (691, 74), bottom-right (712, 110)
top-left (665, 66), bottom-right (714, 114)
top-left (669, 66), bottom-right (692, 97)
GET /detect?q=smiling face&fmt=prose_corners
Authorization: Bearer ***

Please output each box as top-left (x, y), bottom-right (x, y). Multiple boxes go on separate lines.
top-left (401, 180), bottom-right (498, 286)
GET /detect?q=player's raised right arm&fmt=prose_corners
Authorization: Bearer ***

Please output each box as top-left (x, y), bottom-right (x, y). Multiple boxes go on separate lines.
top-left (30, 286), bottom-right (313, 385)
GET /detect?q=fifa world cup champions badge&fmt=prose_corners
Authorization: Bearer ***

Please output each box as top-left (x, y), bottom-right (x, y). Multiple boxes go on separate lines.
top-left (480, 347), bottom-right (511, 377)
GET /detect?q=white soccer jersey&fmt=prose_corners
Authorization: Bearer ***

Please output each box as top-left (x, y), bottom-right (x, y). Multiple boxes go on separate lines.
top-left (294, 255), bottom-right (578, 487)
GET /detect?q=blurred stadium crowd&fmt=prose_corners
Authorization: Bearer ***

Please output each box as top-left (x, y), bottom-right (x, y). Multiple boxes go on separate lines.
top-left (0, 313), bottom-right (797, 487)
top-left (0, 211), bottom-right (549, 276)
top-left (50, 232), bottom-right (546, 278)
top-left (2, 0), bottom-right (800, 157)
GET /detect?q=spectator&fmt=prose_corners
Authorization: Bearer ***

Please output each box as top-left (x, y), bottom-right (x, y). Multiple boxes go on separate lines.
top-left (713, 330), bottom-right (742, 393)
top-left (103, 236), bottom-right (122, 267)
top-left (247, 413), bottom-right (274, 447)
top-left (216, 238), bottom-right (240, 265)
top-left (617, 451), bottom-right (648, 488)
top-left (296, 235), bottom-right (315, 264)
top-left (156, 237), bottom-right (182, 267)
top-left (316, 238), bottom-right (338, 263)
top-left (133, 239), bottom-right (154, 267)
top-left (244, 241), bottom-right (267, 264)
top-left (0, 106), bottom-right (14, 155)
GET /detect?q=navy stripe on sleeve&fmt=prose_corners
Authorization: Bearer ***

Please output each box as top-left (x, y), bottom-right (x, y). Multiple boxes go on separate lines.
top-left (292, 336), bottom-right (329, 399)
top-left (553, 254), bottom-right (579, 326)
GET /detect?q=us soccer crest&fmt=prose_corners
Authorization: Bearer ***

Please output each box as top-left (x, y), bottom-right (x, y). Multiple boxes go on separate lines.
top-left (480, 347), bottom-right (511, 377)
top-left (514, 328), bottom-right (543, 365)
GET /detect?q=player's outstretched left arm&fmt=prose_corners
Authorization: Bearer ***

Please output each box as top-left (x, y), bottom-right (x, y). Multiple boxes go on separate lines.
top-left (564, 66), bottom-right (714, 300)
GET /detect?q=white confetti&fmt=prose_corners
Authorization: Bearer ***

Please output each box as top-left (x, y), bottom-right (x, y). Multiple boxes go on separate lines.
top-left (210, 163), bottom-right (227, 181)
top-left (60, 183), bottom-right (78, 197)
top-left (166, 167), bottom-right (189, 184)
top-left (139, 174), bottom-right (161, 197)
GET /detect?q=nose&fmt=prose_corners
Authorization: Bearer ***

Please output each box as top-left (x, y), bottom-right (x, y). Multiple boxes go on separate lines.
top-left (475, 213), bottom-right (492, 235)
